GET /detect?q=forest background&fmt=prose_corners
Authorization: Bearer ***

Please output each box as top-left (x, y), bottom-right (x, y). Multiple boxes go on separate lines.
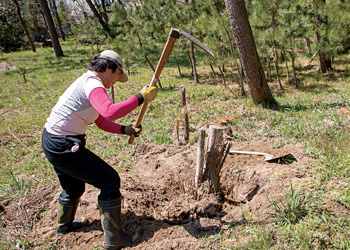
top-left (1, 0), bottom-right (350, 249)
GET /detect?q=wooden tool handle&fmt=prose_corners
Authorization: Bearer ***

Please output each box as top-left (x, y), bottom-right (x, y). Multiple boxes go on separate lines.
top-left (128, 29), bottom-right (179, 144)
top-left (128, 102), bottom-right (149, 144)
top-left (229, 150), bottom-right (273, 158)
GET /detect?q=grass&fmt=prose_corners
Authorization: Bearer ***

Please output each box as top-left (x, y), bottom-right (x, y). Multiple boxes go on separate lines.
top-left (1, 39), bottom-right (350, 248)
top-left (267, 184), bottom-right (317, 225)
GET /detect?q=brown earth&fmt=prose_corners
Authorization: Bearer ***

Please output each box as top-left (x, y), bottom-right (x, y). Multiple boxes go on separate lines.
top-left (2, 138), bottom-right (313, 249)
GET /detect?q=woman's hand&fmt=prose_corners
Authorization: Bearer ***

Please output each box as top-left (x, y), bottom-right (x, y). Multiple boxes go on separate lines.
top-left (124, 124), bottom-right (142, 137)
top-left (140, 86), bottom-right (158, 102)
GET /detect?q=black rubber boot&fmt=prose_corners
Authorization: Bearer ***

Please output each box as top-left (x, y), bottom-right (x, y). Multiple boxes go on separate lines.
top-left (99, 197), bottom-right (132, 250)
top-left (56, 197), bottom-right (87, 235)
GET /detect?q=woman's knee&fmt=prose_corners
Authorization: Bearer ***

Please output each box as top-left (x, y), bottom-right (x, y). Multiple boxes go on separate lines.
top-left (98, 177), bottom-right (121, 200)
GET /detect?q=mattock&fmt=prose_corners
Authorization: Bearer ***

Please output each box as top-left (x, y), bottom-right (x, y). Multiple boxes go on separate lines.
top-left (129, 27), bottom-right (214, 144)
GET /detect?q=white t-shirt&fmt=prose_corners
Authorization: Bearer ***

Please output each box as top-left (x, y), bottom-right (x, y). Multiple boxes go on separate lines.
top-left (45, 71), bottom-right (105, 135)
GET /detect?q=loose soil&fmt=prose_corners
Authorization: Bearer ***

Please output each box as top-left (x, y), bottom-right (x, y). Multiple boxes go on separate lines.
top-left (2, 138), bottom-right (313, 249)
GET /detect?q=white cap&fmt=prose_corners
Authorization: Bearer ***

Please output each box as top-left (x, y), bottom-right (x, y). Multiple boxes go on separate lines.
top-left (99, 50), bottom-right (128, 82)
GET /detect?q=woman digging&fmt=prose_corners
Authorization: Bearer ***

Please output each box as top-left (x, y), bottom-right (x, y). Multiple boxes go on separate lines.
top-left (41, 50), bottom-right (158, 249)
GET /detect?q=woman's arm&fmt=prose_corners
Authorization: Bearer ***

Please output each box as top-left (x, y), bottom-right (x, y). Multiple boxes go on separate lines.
top-left (94, 115), bottom-right (126, 134)
top-left (88, 87), bottom-right (143, 121)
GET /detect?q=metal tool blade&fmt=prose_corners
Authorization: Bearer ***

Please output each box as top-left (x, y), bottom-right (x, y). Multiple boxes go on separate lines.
top-left (174, 28), bottom-right (214, 58)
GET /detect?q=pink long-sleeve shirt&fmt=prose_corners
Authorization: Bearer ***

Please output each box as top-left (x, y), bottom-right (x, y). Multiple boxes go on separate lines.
top-left (90, 87), bottom-right (139, 133)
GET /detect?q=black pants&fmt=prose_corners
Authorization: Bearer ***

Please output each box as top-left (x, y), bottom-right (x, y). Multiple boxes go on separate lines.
top-left (41, 128), bottom-right (121, 205)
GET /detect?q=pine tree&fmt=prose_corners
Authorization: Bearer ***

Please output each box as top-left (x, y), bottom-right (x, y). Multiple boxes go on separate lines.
top-left (225, 0), bottom-right (276, 105)
top-left (278, 2), bottom-right (309, 87)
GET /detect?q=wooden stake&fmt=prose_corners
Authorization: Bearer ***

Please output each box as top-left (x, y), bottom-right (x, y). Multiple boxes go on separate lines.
top-left (195, 128), bottom-right (206, 188)
top-left (180, 85), bottom-right (189, 142)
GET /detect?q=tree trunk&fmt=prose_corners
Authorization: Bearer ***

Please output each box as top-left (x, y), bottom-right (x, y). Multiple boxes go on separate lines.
top-left (86, 0), bottom-right (114, 37)
top-left (318, 49), bottom-right (332, 73)
top-left (283, 50), bottom-right (290, 83)
top-left (136, 33), bottom-right (162, 88)
top-left (190, 39), bottom-right (199, 84)
top-left (266, 52), bottom-right (272, 82)
top-left (38, 1), bottom-right (50, 39)
top-left (174, 56), bottom-right (182, 78)
top-left (235, 60), bottom-right (245, 96)
top-left (314, 0), bottom-right (332, 73)
top-left (225, 0), bottom-right (276, 105)
top-left (284, 60), bottom-right (290, 83)
top-left (305, 38), bottom-right (311, 48)
top-left (272, 45), bottom-right (283, 91)
top-left (12, 0), bottom-right (36, 52)
top-left (38, 0), bottom-right (64, 57)
top-left (209, 63), bottom-right (216, 79)
top-left (240, 59), bottom-right (244, 78)
top-left (218, 66), bottom-right (226, 88)
top-left (290, 38), bottom-right (298, 87)
top-left (187, 51), bottom-right (193, 69)
top-left (188, 0), bottom-right (199, 84)
top-left (291, 55), bottom-right (297, 87)
top-left (101, 0), bottom-right (109, 23)
top-left (223, 25), bottom-right (235, 58)
top-left (50, 0), bottom-right (65, 41)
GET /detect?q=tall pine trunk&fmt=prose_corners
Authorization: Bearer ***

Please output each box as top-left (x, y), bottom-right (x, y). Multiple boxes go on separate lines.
top-left (225, 0), bottom-right (276, 105)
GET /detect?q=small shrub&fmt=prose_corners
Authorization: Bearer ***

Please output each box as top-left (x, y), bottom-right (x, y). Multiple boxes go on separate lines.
top-left (267, 184), bottom-right (316, 225)
top-left (0, 171), bottom-right (29, 200)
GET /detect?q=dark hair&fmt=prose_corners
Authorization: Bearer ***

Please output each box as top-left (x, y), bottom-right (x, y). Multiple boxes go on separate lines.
top-left (87, 56), bottom-right (118, 73)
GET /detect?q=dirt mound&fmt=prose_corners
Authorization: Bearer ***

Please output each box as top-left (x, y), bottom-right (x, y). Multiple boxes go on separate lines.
top-left (2, 139), bottom-right (312, 249)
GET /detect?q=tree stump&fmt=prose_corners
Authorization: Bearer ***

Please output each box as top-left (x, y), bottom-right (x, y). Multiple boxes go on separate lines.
top-left (202, 125), bottom-right (231, 193)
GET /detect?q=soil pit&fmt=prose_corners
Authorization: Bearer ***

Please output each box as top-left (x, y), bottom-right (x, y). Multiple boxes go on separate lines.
top-left (2, 139), bottom-right (312, 249)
